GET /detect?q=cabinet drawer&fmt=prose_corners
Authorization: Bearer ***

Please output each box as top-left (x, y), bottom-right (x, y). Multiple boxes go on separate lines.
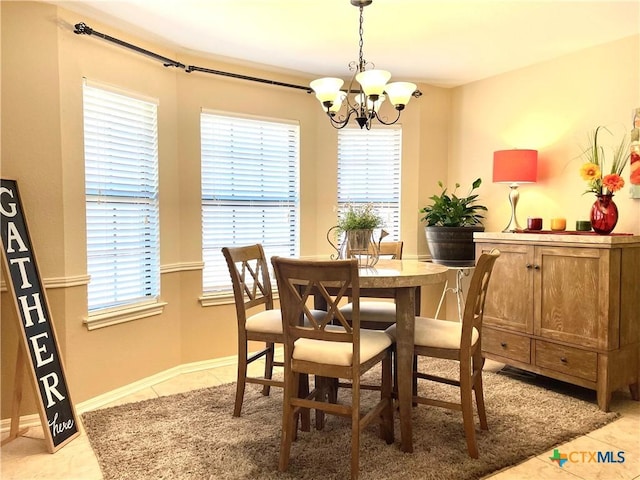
top-left (482, 328), bottom-right (531, 364)
top-left (534, 340), bottom-right (597, 382)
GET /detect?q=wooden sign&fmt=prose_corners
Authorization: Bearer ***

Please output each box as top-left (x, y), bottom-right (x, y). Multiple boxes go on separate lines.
top-left (0, 178), bottom-right (79, 452)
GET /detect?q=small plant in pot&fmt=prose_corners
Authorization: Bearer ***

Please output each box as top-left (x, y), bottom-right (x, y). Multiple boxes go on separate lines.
top-left (327, 203), bottom-right (385, 266)
top-left (419, 178), bottom-right (487, 266)
top-left (336, 203), bottom-right (384, 233)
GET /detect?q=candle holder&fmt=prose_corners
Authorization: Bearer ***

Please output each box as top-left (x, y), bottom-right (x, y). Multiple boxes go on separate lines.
top-left (550, 218), bottom-right (566, 231)
top-left (576, 220), bottom-right (592, 232)
top-left (527, 217), bottom-right (543, 230)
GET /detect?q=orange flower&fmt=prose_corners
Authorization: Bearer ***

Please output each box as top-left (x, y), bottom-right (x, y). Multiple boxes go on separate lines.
top-left (602, 174), bottom-right (625, 192)
top-left (579, 127), bottom-right (629, 195)
top-left (580, 162), bottom-right (601, 181)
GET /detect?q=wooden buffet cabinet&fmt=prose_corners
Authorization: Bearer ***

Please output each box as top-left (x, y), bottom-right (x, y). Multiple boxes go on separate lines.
top-left (474, 232), bottom-right (640, 411)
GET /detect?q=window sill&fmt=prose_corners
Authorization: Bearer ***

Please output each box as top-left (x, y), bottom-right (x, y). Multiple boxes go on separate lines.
top-left (199, 293), bottom-right (233, 307)
top-left (84, 300), bottom-right (167, 331)
top-left (199, 290), bottom-right (280, 307)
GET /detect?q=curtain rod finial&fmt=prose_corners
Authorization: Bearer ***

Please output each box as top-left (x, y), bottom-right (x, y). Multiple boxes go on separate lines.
top-left (74, 23), bottom-right (93, 35)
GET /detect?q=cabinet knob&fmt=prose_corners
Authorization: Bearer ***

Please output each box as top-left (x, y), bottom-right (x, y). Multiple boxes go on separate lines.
top-left (500, 342), bottom-right (507, 348)
top-left (525, 263), bottom-right (532, 269)
top-left (534, 264), bottom-right (540, 270)
top-left (560, 357), bottom-right (568, 363)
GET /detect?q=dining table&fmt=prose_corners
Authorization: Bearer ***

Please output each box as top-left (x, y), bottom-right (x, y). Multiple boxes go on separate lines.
top-left (312, 258), bottom-right (449, 453)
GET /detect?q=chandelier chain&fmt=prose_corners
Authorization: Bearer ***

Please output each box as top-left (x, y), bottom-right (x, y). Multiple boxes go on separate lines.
top-left (358, 5), bottom-right (365, 72)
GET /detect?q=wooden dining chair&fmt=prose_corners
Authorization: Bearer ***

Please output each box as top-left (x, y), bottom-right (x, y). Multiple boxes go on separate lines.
top-left (271, 256), bottom-right (395, 480)
top-left (385, 249), bottom-right (500, 458)
top-left (340, 240), bottom-right (404, 330)
top-left (222, 244), bottom-right (325, 418)
top-left (376, 239), bottom-right (404, 259)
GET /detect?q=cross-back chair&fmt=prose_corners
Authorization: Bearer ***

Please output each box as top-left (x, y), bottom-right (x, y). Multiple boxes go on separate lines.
top-left (222, 244), bottom-right (325, 418)
top-left (376, 240), bottom-right (403, 259)
top-left (271, 256), bottom-right (395, 480)
top-left (340, 240), bottom-right (405, 330)
top-left (386, 249), bottom-right (500, 458)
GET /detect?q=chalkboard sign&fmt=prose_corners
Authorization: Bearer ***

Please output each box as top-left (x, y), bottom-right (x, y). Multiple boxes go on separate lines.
top-left (0, 178), bottom-right (79, 452)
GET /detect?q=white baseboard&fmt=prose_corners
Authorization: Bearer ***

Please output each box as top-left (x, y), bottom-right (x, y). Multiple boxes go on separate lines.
top-left (0, 351), bottom-right (266, 434)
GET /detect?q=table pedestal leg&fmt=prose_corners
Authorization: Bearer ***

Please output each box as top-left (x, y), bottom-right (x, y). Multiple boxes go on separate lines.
top-left (395, 287), bottom-right (415, 453)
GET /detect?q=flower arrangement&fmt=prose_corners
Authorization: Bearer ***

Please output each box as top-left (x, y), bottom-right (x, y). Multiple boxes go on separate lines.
top-left (337, 203), bottom-right (384, 233)
top-left (579, 126), bottom-right (630, 196)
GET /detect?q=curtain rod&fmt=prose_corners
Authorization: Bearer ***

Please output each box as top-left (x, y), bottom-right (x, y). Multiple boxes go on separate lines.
top-left (74, 23), bottom-right (185, 69)
top-left (185, 65), bottom-right (312, 92)
top-left (73, 22), bottom-right (313, 94)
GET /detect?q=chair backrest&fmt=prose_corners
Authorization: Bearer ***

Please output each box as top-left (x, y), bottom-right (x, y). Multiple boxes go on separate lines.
top-left (376, 241), bottom-right (403, 259)
top-left (271, 257), bottom-right (361, 363)
top-left (460, 249), bottom-right (500, 348)
top-left (222, 244), bottom-right (274, 324)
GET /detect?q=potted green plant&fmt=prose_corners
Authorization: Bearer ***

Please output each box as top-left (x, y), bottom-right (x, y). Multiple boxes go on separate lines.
top-left (336, 203), bottom-right (384, 233)
top-left (419, 178), bottom-right (487, 266)
top-left (327, 203), bottom-right (385, 267)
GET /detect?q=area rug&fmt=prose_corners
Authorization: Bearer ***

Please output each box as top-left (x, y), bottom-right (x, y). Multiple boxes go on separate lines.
top-left (82, 359), bottom-right (619, 480)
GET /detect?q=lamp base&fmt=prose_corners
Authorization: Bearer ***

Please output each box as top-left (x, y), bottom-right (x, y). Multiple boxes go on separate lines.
top-left (502, 219), bottom-right (523, 233)
top-left (502, 185), bottom-right (523, 232)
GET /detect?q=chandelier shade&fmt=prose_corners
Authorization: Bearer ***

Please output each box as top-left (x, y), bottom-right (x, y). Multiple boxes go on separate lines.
top-left (355, 69), bottom-right (391, 97)
top-left (385, 82), bottom-right (418, 110)
top-left (309, 77), bottom-right (345, 106)
top-left (354, 93), bottom-right (385, 111)
top-left (309, 0), bottom-right (420, 129)
top-left (329, 93), bottom-right (346, 113)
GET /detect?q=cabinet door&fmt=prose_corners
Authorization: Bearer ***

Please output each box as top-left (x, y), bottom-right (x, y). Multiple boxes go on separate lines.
top-left (476, 242), bottom-right (533, 334)
top-left (534, 246), bottom-right (615, 350)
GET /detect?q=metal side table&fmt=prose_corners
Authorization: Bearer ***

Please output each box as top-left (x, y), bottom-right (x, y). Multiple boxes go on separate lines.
top-left (434, 265), bottom-right (474, 322)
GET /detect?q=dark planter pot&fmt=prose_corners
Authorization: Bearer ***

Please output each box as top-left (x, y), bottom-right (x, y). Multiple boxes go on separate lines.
top-left (425, 225), bottom-right (485, 267)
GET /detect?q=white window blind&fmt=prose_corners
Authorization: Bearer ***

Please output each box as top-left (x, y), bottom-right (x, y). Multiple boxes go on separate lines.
top-left (83, 82), bottom-right (160, 313)
top-left (201, 112), bottom-right (299, 293)
top-left (337, 127), bottom-right (402, 239)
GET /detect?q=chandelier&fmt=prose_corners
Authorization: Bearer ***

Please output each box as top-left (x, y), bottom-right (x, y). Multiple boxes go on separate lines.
top-left (310, 0), bottom-right (419, 130)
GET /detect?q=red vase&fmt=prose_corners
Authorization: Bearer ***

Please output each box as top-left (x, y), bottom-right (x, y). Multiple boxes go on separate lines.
top-left (590, 194), bottom-right (618, 235)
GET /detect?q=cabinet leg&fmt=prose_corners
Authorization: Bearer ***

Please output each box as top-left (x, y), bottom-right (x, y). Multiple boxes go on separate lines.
top-left (629, 382), bottom-right (639, 401)
top-left (597, 387), bottom-right (611, 412)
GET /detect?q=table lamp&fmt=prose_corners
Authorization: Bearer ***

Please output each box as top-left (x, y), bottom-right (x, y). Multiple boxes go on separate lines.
top-left (493, 149), bottom-right (538, 232)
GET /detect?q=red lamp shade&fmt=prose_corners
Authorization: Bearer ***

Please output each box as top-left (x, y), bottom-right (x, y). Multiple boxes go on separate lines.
top-left (493, 149), bottom-right (538, 184)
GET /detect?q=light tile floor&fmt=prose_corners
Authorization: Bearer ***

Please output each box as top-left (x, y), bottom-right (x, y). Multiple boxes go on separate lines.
top-left (1, 361), bottom-right (639, 480)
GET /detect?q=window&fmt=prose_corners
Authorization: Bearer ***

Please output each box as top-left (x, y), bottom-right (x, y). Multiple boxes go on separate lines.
top-left (201, 112), bottom-right (299, 294)
top-left (337, 127), bottom-right (402, 239)
top-left (83, 81), bottom-right (161, 322)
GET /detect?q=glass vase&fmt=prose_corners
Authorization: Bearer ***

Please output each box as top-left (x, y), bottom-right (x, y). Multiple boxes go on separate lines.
top-left (340, 229), bottom-right (379, 267)
top-left (590, 194), bottom-right (618, 235)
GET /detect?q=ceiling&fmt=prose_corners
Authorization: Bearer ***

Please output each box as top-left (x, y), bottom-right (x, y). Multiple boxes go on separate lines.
top-left (50, 0), bottom-right (640, 87)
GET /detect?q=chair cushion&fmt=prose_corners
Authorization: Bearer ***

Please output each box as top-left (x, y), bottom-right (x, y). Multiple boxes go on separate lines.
top-left (245, 309), bottom-right (326, 334)
top-left (386, 317), bottom-right (479, 350)
top-left (293, 327), bottom-right (392, 366)
top-left (339, 301), bottom-right (396, 323)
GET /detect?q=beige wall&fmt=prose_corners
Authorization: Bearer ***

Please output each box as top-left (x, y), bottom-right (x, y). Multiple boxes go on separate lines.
top-left (0, 2), bottom-right (448, 418)
top-left (449, 35), bottom-right (640, 234)
top-left (1, 2), bottom-right (638, 420)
